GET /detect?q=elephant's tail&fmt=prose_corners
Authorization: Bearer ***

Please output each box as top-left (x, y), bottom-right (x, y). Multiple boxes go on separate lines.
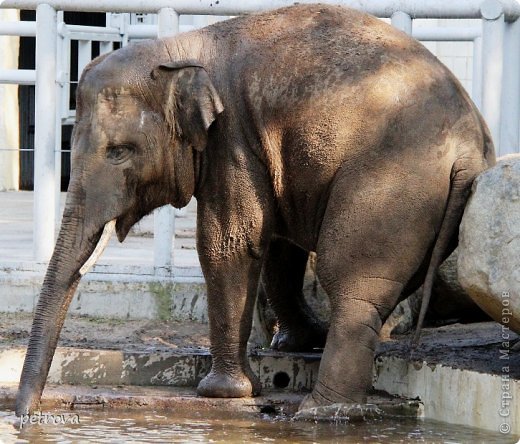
top-left (411, 153), bottom-right (491, 349)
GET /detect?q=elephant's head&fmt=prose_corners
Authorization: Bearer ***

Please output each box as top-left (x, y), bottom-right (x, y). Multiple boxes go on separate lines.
top-left (16, 41), bottom-right (224, 415)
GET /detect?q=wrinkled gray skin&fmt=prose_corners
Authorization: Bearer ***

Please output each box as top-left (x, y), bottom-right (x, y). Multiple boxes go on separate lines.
top-left (16, 4), bottom-right (495, 415)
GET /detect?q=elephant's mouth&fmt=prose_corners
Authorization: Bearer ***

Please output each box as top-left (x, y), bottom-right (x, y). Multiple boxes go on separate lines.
top-left (115, 211), bottom-right (140, 243)
top-left (80, 205), bottom-right (154, 275)
top-left (79, 219), bottom-right (116, 275)
top-left (115, 200), bottom-right (160, 243)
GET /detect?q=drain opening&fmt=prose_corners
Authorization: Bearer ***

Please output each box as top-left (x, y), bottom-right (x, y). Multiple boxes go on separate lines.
top-left (272, 371), bottom-right (290, 389)
top-left (259, 405), bottom-right (277, 415)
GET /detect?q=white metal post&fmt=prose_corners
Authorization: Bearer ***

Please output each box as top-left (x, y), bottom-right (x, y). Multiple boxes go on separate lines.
top-left (54, 11), bottom-right (64, 230)
top-left (33, 3), bottom-right (57, 262)
top-left (158, 7), bottom-right (179, 36)
top-left (391, 11), bottom-right (412, 35)
top-left (472, 35), bottom-right (483, 110)
top-left (153, 7), bottom-right (179, 274)
top-left (481, 0), bottom-right (506, 155)
top-left (77, 40), bottom-right (92, 75)
top-left (99, 41), bottom-right (113, 54)
top-left (500, 18), bottom-right (520, 154)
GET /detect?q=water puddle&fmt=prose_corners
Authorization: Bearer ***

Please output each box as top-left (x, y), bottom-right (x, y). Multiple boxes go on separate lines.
top-left (0, 408), bottom-right (517, 443)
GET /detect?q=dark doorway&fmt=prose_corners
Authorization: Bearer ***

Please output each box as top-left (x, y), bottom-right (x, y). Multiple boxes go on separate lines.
top-left (18, 11), bottom-right (106, 190)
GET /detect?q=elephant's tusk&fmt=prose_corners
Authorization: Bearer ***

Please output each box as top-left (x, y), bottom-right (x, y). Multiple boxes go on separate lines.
top-left (79, 219), bottom-right (116, 276)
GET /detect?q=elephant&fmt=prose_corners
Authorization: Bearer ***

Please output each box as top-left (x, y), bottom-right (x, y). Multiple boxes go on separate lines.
top-left (16, 4), bottom-right (495, 416)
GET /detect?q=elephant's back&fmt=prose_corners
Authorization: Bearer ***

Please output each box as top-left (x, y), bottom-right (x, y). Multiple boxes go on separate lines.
top-left (204, 4), bottom-right (461, 126)
top-left (205, 4), bottom-right (440, 88)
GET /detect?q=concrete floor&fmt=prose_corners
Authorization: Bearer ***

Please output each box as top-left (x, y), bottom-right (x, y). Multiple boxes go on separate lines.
top-left (0, 191), bottom-right (200, 268)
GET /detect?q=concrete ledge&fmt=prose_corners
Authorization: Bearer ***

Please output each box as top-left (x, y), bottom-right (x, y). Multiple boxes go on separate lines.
top-left (0, 384), bottom-right (305, 415)
top-left (375, 355), bottom-right (520, 435)
top-left (0, 347), bottom-right (321, 391)
top-left (1, 344), bottom-right (518, 433)
top-left (0, 271), bottom-right (207, 321)
top-left (0, 384), bottom-right (421, 419)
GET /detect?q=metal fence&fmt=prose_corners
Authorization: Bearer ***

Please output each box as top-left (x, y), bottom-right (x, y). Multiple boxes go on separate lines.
top-left (0, 0), bottom-right (519, 274)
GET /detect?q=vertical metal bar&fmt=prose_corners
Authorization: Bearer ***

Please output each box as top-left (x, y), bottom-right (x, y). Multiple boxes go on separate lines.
top-left (121, 13), bottom-right (130, 46)
top-left (100, 41), bottom-right (113, 54)
top-left (472, 35), bottom-right (483, 110)
top-left (153, 8), bottom-right (179, 274)
top-left (77, 40), bottom-right (92, 76)
top-left (481, 0), bottom-right (505, 155)
top-left (500, 18), bottom-right (520, 154)
top-left (157, 7), bottom-right (179, 37)
top-left (391, 11), bottom-right (413, 35)
top-left (34, 3), bottom-right (58, 262)
top-left (60, 36), bottom-right (71, 120)
top-left (55, 11), bottom-right (64, 227)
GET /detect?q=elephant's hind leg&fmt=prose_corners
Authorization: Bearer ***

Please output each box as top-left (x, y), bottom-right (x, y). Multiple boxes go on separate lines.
top-left (306, 167), bottom-right (442, 408)
top-left (301, 275), bottom-right (403, 407)
top-left (261, 237), bottom-right (327, 352)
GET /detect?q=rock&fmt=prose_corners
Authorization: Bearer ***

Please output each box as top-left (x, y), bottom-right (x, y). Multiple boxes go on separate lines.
top-left (458, 155), bottom-right (520, 334)
top-left (302, 252), bottom-right (330, 324)
top-left (249, 285), bottom-right (277, 348)
top-left (430, 250), bottom-right (488, 321)
top-left (381, 292), bottom-right (421, 337)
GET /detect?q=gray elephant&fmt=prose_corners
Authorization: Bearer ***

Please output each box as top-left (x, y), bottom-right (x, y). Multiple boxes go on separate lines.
top-left (16, 4), bottom-right (495, 416)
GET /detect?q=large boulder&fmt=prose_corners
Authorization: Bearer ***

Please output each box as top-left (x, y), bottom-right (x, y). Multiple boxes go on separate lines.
top-left (458, 155), bottom-right (520, 334)
top-left (430, 250), bottom-right (488, 321)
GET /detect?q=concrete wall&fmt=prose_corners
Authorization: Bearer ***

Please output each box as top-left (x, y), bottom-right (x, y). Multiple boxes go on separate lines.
top-left (0, 9), bottom-right (20, 191)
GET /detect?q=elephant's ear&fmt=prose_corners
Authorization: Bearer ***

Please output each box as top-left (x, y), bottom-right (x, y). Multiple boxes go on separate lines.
top-left (153, 60), bottom-right (224, 152)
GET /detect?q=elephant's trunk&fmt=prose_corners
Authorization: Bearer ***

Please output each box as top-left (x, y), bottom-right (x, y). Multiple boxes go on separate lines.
top-left (15, 199), bottom-right (109, 416)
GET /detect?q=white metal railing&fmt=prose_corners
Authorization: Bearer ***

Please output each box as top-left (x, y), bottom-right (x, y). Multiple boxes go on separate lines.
top-left (0, 0), bottom-right (519, 275)
top-left (1, 0), bottom-right (520, 18)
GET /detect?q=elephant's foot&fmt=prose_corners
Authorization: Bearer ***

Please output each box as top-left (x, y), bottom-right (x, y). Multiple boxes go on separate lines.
top-left (299, 381), bottom-right (365, 410)
top-left (295, 383), bottom-right (373, 421)
top-left (295, 397), bottom-right (381, 422)
top-left (197, 367), bottom-right (261, 398)
top-left (271, 322), bottom-right (327, 352)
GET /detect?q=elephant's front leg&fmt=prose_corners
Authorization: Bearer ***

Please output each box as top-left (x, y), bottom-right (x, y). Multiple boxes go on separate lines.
top-left (196, 205), bottom-right (269, 398)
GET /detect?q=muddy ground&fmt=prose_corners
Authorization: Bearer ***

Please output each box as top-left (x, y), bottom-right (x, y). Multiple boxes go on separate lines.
top-left (1, 312), bottom-right (518, 378)
top-left (0, 312), bottom-right (210, 351)
top-left (380, 322), bottom-right (520, 379)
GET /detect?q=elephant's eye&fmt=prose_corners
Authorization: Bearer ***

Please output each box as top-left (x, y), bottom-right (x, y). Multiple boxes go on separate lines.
top-left (106, 144), bottom-right (134, 164)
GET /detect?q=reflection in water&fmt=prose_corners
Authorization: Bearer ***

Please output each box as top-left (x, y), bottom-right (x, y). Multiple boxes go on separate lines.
top-left (0, 408), bottom-right (517, 443)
